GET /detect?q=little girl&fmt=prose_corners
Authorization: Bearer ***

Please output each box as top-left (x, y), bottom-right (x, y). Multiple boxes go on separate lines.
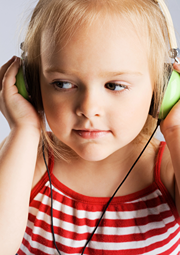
top-left (1, 0), bottom-right (180, 254)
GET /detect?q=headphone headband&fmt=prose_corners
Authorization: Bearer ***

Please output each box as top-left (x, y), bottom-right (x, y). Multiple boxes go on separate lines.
top-left (20, 0), bottom-right (179, 62)
top-left (154, 0), bottom-right (177, 50)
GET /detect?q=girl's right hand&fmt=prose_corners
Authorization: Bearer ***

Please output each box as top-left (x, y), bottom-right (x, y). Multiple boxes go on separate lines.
top-left (0, 56), bottom-right (41, 132)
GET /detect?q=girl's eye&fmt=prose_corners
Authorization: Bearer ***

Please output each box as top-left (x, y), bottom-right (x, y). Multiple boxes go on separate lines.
top-left (51, 81), bottom-right (75, 90)
top-left (105, 83), bottom-right (126, 91)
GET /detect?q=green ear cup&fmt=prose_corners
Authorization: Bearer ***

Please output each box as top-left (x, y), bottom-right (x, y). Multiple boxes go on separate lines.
top-left (15, 66), bottom-right (29, 101)
top-left (159, 70), bottom-right (180, 120)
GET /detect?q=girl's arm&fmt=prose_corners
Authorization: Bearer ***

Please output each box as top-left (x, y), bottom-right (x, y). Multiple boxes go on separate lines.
top-left (160, 60), bottom-right (180, 213)
top-left (0, 57), bottom-right (41, 254)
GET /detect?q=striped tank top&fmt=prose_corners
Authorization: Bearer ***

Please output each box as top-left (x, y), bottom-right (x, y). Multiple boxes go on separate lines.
top-left (17, 142), bottom-right (180, 254)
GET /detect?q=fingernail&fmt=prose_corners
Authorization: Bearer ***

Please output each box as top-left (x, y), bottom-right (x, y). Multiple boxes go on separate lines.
top-left (12, 56), bottom-right (18, 63)
top-left (175, 57), bottom-right (180, 64)
top-left (14, 57), bottom-right (20, 63)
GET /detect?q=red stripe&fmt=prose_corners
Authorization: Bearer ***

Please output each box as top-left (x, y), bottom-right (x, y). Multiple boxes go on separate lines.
top-left (25, 226), bottom-right (33, 237)
top-left (28, 205), bottom-right (174, 233)
top-left (29, 198), bottom-right (174, 229)
top-left (32, 185), bottom-right (168, 214)
top-left (25, 210), bottom-right (178, 243)
top-left (136, 227), bottom-right (180, 254)
top-left (17, 250), bottom-right (26, 255)
top-left (19, 226), bottom-right (180, 255)
top-left (158, 238), bottom-right (180, 255)
top-left (20, 236), bottom-right (55, 255)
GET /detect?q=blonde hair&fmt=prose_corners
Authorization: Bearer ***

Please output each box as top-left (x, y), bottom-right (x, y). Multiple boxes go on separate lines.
top-left (22, 0), bottom-right (171, 159)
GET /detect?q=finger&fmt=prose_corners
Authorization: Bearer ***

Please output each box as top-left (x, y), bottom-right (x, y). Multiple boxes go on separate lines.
top-left (2, 57), bottom-right (21, 97)
top-left (0, 56), bottom-right (17, 91)
top-left (173, 58), bottom-right (180, 73)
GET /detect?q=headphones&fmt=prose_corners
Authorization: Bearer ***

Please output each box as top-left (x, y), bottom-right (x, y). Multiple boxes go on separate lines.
top-left (15, 0), bottom-right (180, 120)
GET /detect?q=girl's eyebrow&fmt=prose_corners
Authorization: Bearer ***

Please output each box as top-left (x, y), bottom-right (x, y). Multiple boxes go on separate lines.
top-left (45, 67), bottom-right (143, 77)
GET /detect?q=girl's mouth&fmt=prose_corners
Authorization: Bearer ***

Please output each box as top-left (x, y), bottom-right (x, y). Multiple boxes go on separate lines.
top-left (73, 130), bottom-right (111, 139)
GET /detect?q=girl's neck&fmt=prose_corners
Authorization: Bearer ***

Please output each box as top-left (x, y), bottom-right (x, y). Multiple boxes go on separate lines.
top-left (53, 138), bottom-right (160, 197)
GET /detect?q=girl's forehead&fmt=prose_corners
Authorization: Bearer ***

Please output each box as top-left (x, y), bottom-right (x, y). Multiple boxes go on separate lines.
top-left (40, 20), bottom-right (151, 85)
top-left (41, 14), bottom-right (148, 63)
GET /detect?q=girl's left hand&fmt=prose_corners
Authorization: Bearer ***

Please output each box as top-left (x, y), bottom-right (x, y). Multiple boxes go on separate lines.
top-left (160, 59), bottom-right (180, 141)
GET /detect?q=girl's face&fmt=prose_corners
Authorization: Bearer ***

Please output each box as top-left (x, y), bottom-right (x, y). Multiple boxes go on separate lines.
top-left (40, 16), bottom-right (153, 161)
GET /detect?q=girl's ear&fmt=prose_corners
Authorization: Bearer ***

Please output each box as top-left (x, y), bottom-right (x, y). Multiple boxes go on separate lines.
top-left (149, 94), bottom-right (154, 117)
top-left (24, 60), bottom-right (44, 112)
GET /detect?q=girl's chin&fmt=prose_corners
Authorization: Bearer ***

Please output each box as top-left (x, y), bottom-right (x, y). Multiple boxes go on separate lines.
top-left (72, 146), bottom-right (118, 162)
top-left (53, 138), bottom-right (114, 161)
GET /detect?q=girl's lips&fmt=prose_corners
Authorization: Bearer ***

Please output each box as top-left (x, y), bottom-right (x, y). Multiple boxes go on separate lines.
top-left (73, 130), bottom-right (111, 139)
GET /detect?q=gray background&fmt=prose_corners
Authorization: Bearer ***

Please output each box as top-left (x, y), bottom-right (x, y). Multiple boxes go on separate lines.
top-left (0, 0), bottom-right (180, 143)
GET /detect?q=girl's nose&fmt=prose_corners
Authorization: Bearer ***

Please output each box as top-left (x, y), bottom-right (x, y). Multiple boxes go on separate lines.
top-left (75, 90), bottom-right (103, 118)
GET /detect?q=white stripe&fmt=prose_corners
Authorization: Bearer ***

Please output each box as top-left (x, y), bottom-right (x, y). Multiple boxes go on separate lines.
top-left (91, 224), bottom-right (180, 250)
top-left (170, 244), bottom-right (180, 255)
top-left (32, 192), bottom-right (172, 221)
top-left (126, 188), bottom-right (163, 204)
top-left (29, 204), bottom-right (176, 236)
top-left (20, 242), bottom-right (35, 255)
top-left (20, 234), bottom-right (80, 255)
top-left (44, 181), bottom-right (73, 201)
top-left (22, 219), bottom-right (180, 252)
top-left (142, 229), bottom-right (180, 255)
top-left (20, 231), bottom-right (57, 255)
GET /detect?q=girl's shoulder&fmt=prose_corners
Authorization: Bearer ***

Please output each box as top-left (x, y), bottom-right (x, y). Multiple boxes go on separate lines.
top-left (31, 149), bottom-right (47, 190)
